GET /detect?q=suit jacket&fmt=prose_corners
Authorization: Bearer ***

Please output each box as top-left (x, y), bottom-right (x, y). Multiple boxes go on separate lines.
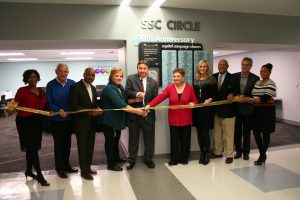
top-left (125, 74), bottom-right (158, 123)
top-left (213, 72), bottom-right (239, 118)
top-left (234, 72), bottom-right (260, 116)
top-left (69, 80), bottom-right (98, 133)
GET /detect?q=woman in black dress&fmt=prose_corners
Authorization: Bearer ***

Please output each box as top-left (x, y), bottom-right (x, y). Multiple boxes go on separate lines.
top-left (193, 60), bottom-right (217, 165)
top-left (250, 63), bottom-right (276, 165)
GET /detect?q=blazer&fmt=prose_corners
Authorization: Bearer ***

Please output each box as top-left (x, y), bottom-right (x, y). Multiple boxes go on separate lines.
top-left (125, 74), bottom-right (158, 123)
top-left (234, 72), bottom-right (260, 116)
top-left (212, 72), bottom-right (239, 118)
top-left (69, 80), bottom-right (98, 133)
top-left (148, 83), bottom-right (198, 126)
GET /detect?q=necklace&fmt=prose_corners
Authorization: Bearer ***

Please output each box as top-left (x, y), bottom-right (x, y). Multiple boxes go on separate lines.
top-left (198, 79), bottom-right (205, 97)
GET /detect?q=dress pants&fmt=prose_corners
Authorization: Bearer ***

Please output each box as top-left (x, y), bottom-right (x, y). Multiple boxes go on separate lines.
top-left (128, 117), bottom-right (155, 162)
top-left (76, 128), bottom-right (95, 173)
top-left (234, 115), bottom-right (252, 155)
top-left (214, 114), bottom-right (236, 157)
top-left (169, 125), bottom-right (191, 163)
top-left (102, 124), bottom-right (121, 167)
top-left (51, 120), bottom-right (73, 172)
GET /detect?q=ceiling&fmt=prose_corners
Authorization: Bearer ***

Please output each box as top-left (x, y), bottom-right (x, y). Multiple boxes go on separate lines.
top-left (1, 0), bottom-right (300, 16)
top-left (1, 0), bottom-right (300, 61)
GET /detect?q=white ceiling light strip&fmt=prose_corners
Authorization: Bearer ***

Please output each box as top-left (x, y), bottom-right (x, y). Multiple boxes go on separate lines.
top-left (7, 58), bottom-right (38, 61)
top-left (0, 52), bottom-right (25, 56)
top-left (65, 57), bottom-right (94, 60)
top-left (60, 51), bottom-right (94, 55)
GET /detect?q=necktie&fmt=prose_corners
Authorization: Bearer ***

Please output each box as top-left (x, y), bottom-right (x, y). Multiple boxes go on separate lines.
top-left (140, 79), bottom-right (144, 92)
top-left (218, 74), bottom-right (222, 91)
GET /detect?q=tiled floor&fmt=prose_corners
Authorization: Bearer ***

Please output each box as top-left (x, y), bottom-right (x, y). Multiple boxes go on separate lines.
top-left (1, 145), bottom-right (300, 200)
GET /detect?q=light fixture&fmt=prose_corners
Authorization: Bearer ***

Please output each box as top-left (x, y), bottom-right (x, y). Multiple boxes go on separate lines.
top-left (65, 57), bottom-right (94, 60)
top-left (7, 58), bottom-right (38, 61)
top-left (213, 51), bottom-right (219, 55)
top-left (60, 51), bottom-right (94, 55)
top-left (150, 0), bottom-right (166, 8)
top-left (120, 0), bottom-right (131, 7)
top-left (0, 52), bottom-right (25, 56)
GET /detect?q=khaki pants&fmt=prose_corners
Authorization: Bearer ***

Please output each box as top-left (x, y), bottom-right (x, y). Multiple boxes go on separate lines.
top-left (213, 114), bottom-right (236, 157)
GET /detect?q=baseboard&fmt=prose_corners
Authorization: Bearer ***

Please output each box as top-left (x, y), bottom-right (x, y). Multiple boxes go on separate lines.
top-left (277, 118), bottom-right (300, 126)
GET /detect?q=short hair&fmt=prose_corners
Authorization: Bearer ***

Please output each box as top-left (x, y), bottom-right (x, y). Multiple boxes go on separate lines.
top-left (196, 60), bottom-right (210, 81)
top-left (22, 69), bottom-right (40, 84)
top-left (137, 60), bottom-right (149, 68)
top-left (218, 59), bottom-right (229, 67)
top-left (242, 57), bottom-right (253, 66)
top-left (109, 66), bottom-right (123, 82)
top-left (56, 63), bottom-right (68, 71)
top-left (173, 68), bottom-right (185, 77)
top-left (262, 63), bottom-right (273, 73)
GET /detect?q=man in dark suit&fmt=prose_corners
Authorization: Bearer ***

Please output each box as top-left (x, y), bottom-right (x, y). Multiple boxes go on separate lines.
top-left (212, 59), bottom-right (239, 164)
top-left (69, 67), bottom-right (102, 180)
top-left (233, 57), bottom-right (260, 160)
top-left (125, 60), bottom-right (158, 170)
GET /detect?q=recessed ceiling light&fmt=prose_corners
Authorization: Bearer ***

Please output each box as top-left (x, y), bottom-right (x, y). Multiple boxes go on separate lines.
top-left (0, 52), bottom-right (25, 56)
top-left (60, 51), bottom-right (94, 55)
top-left (151, 0), bottom-right (166, 8)
top-left (7, 58), bottom-right (38, 61)
top-left (120, 0), bottom-right (131, 7)
top-left (65, 57), bottom-right (94, 60)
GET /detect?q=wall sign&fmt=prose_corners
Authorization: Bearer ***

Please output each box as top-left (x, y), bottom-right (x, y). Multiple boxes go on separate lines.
top-left (141, 19), bottom-right (200, 31)
top-left (139, 42), bottom-right (207, 88)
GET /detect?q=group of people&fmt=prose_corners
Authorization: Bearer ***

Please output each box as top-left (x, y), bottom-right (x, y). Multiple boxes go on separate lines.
top-left (12, 57), bottom-right (276, 185)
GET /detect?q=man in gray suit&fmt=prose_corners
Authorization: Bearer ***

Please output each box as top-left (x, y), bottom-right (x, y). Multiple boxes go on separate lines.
top-left (233, 57), bottom-right (260, 160)
top-left (69, 67), bottom-right (102, 180)
top-left (125, 60), bottom-right (158, 170)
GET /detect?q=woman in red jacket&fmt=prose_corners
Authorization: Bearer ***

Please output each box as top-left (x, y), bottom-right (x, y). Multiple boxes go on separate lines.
top-left (145, 68), bottom-right (198, 166)
top-left (15, 69), bottom-right (49, 186)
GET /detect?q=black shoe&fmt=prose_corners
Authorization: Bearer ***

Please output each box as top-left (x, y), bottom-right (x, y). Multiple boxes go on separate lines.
top-left (199, 153), bottom-right (204, 164)
top-left (168, 161), bottom-right (178, 166)
top-left (116, 158), bottom-right (127, 163)
top-left (37, 175), bottom-right (50, 186)
top-left (225, 157), bottom-right (233, 164)
top-left (107, 165), bottom-right (123, 171)
top-left (254, 155), bottom-right (266, 165)
top-left (57, 171), bottom-right (68, 179)
top-left (234, 152), bottom-right (242, 159)
top-left (126, 162), bottom-right (135, 170)
top-left (65, 167), bottom-right (78, 173)
top-left (211, 153), bottom-right (223, 159)
top-left (243, 154), bottom-right (249, 160)
top-left (145, 160), bottom-right (155, 168)
top-left (81, 173), bottom-right (94, 180)
top-left (25, 170), bottom-right (37, 180)
top-left (180, 160), bottom-right (188, 165)
top-left (203, 153), bottom-right (210, 165)
top-left (89, 169), bottom-right (97, 175)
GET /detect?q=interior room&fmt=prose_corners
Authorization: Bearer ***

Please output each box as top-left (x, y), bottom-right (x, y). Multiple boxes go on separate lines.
top-left (0, 1), bottom-right (300, 200)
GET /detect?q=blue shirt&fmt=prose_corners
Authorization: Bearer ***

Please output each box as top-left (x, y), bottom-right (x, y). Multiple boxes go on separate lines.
top-left (46, 78), bottom-right (75, 121)
top-left (98, 82), bottom-right (128, 130)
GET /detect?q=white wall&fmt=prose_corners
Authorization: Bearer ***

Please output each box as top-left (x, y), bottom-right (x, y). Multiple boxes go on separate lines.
top-left (213, 51), bottom-right (300, 125)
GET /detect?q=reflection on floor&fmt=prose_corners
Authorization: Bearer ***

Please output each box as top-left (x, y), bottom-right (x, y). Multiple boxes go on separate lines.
top-left (1, 145), bottom-right (300, 200)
